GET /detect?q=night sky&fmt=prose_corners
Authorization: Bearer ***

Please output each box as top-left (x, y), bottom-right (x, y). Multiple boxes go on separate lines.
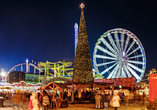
top-left (0, 0), bottom-right (156, 75)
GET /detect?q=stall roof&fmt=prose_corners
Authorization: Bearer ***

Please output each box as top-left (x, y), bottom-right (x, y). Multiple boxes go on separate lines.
top-left (41, 82), bottom-right (67, 90)
top-left (55, 83), bottom-right (67, 89)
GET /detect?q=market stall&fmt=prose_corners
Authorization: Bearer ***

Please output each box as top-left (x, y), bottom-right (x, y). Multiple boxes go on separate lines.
top-left (42, 82), bottom-right (67, 109)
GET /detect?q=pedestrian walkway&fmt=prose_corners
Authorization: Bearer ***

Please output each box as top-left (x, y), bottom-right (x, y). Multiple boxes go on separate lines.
top-left (0, 103), bottom-right (147, 110)
top-left (0, 99), bottom-right (148, 110)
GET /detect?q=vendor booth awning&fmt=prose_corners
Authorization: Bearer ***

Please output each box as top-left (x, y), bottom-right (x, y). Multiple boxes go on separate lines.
top-left (42, 82), bottom-right (67, 90)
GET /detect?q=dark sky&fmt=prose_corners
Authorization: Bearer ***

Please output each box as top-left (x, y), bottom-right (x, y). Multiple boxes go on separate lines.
top-left (0, 0), bottom-right (156, 74)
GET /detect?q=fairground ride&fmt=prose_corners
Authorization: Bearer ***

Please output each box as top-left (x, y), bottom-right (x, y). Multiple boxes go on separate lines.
top-left (38, 60), bottom-right (73, 83)
top-left (93, 28), bottom-right (146, 82)
top-left (5, 60), bottom-right (73, 83)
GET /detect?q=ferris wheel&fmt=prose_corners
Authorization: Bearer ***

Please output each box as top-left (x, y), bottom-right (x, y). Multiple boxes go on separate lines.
top-left (93, 28), bottom-right (146, 82)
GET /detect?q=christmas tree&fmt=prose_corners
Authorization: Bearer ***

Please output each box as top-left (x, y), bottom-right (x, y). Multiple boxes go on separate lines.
top-left (72, 3), bottom-right (94, 83)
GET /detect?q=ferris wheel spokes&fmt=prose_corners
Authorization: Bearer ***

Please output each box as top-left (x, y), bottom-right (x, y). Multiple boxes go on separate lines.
top-left (114, 32), bottom-right (121, 52)
top-left (127, 46), bottom-right (140, 57)
top-left (120, 32), bottom-right (125, 52)
top-left (127, 65), bottom-right (141, 80)
top-left (107, 62), bottom-right (120, 78)
top-left (124, 35), bottom-right (130, 52)
top-left (126, 40), bottom-right (135, 54)
top-left (127, 63), bottom-right (144, 73)
top-left (116, 62), bottom-right (123, 78)
top-left (96, 45), bottom-right (117, 58)
top-left (121, 66), bottom-right (127, 78)
top-left (100, 38), bottom-right (119, 56)
top-left (107, 34), bottom-right (119, 54)
top-left (97, 61), bottom-right (116, 67)
top-left (123, 64), bottom-right (132, 77)
top-left (128, 54), bottom-right (143, 59)
top-left (95, 55), bottom-right (117, 60)
top-left (128, 60), bottom-right (143, 65)
top-left (100, 62), bottom-right (118, 76)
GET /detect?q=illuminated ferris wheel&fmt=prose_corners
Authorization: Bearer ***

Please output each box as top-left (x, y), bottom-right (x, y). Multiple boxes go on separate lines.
top-left (93, 28), bottom-right (146, 82)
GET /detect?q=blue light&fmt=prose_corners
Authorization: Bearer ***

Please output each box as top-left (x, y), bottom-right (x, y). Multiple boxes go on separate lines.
top-left (74, 23), bottom-right (78, 56)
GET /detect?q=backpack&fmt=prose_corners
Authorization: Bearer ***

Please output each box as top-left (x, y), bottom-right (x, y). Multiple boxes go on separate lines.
top-left (42, 95), bottom-right (50, 106)
top-left (28, 100), bottom-right (33, 109)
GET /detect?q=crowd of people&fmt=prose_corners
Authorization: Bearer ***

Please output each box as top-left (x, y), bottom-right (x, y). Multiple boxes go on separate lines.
top-left (94, 90), bottom-right (120, 110)
top-left (0, 90), bottom-right (51, 110)
top-left (93, 90), bottom-right (148, 110)
top-left (0, 89), bottom-right (148, 110)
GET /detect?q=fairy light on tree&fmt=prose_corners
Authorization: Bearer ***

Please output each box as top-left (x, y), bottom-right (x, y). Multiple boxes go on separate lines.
top-left (72, 3), bottom-right (94, 83)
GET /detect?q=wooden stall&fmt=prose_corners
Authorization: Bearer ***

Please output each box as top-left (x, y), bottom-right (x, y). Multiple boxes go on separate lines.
top-left (42, 82), bottom-right (67, 109)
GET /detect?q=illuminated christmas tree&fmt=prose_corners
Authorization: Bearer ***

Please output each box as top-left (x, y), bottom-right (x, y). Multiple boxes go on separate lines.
top-left (72, 3), bottom-right (94, 83)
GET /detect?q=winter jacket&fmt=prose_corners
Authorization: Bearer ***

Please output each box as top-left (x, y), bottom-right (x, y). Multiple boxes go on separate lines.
top-left (30, 95), bottom-right (40, 110)
top-left (39, 92), bottom-right (50, 107)
top-left (110, 95), bottom-right (120, 107)
top-left (95, 94), bottom-right (101, 106)
top-left (102, 94), bottom-right (109, 103)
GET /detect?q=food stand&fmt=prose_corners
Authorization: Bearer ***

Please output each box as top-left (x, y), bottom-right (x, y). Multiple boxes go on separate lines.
top-left (42, 82), bottom-right (67, 109)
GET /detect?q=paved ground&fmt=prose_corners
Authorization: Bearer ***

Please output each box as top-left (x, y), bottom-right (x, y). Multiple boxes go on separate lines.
top-left (0, 100), bottom-right (147, 110)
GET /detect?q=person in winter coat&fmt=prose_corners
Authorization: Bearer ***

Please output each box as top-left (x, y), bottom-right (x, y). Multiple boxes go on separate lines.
top-left (95, 92), bottom-right (101, 109)
top-left (102, 91), bottom-right (109, 110)
top-left (39, 90), bottom-right (50, 110)
top-left (110, 91), bottom-right (120, 110)
top-left (29, 93), bottom-right (40, 110)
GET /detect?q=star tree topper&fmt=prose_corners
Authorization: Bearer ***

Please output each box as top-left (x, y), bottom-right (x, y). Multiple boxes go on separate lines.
top-left (80, 3), bottom-right (85, 9)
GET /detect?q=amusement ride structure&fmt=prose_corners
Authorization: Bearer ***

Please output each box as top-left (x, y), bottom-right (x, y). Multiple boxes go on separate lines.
top-left (38, 60), bottom-right (73, 82)
top-left (7, 59), bottom-right (41, 75)
top-left (5, 60), bottom-right (73, 83)
top-left (93, 28), bottom-right (146, 82)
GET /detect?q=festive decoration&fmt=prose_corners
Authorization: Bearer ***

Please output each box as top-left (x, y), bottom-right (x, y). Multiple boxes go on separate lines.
top-left (79, 3), bottom-right (85, 9)
top-left (72, 3), bottom-right (94, 83)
